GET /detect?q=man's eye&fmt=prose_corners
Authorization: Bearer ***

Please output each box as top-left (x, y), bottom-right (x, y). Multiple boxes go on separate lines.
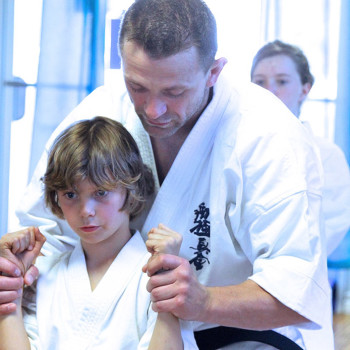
top-left (128, 84), bottom-right (146, 93)
top-left (131, 87), bottom-right (146, 93)
top-left (165, 91), bottom-right (185, 98)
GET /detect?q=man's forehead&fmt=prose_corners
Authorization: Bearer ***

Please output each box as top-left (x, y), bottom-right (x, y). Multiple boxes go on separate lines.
top-left (122, 41), bottom-right (201, 68)
top-left (124, 72), bottom-right (189, 88)
top-left (122, 43), bottom-right (204, 89)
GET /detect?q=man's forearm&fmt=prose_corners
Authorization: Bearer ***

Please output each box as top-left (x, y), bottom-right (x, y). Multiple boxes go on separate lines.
top-left (146, 254), bottom-right (310, 330)
top-left (200, 279), bottom-right (309, 330)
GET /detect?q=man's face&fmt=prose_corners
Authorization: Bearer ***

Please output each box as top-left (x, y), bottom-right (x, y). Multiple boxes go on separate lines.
top-left (121, 42), bottom-right (211, 139)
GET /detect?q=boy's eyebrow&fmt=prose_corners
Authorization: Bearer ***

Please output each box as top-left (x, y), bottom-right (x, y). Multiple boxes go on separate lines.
top-left (253, 73), bottom-right (292, 78)
top-left (252, 73), bottom-right (265, 78)
top-left (275, 73), bottom-right (291, 76)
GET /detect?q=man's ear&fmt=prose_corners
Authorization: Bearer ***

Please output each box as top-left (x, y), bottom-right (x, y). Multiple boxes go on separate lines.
top-left (206, 57), bottom-right (227, 87)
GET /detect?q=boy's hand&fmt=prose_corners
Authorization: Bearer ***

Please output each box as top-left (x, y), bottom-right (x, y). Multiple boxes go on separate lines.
top-left (146, 223), bottom-right (183, 256)
top-left (0, 227), bottom-right (46, 276)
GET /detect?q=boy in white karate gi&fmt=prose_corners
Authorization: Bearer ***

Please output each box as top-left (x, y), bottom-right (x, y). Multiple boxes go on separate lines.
top-left (0, 0), bottom-right (334, 348)
top-left (0, 117), bottom-right (197, 350)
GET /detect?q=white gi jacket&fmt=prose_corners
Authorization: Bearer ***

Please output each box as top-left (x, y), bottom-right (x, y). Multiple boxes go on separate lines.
top-left (301, 122), bottom-right (350, 255)
top-left (17, 71), bottom-right (334, 349)
top-left (22, 232), bottom-right (197, 350)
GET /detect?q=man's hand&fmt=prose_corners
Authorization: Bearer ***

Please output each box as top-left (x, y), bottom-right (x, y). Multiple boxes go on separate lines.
top-left (0, 257), bottom-right (23, 315)
top-left (143, 253), bottom-right (209, 321)
top-left (146, 223), bottom-right (183, 256)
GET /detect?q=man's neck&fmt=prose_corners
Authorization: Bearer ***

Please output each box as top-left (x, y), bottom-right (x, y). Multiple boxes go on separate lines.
top-left (151, 135), bottom-right (183, 185)
top-left (151, 87), bottom-right (213, 184)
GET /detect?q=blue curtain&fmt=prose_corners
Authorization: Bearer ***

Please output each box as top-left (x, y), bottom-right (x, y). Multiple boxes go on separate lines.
top-left (29, 0), bottom-right (106, 178)
top-left (334, 0), bottom-right (350, 164)
top-left (0, 0), bottom-right (15, 235)
top-left (328, 0), bottom-right (350, 270)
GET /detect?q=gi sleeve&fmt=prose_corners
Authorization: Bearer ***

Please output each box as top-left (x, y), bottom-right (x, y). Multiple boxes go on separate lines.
top-left (316, 138), bottom-right (350, 255)
top-left (233, 115), bottom-right (330, 328)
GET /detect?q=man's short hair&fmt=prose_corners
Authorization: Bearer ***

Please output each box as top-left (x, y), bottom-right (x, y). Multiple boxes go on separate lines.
top-left (119, 0), bottom-right (218, 72)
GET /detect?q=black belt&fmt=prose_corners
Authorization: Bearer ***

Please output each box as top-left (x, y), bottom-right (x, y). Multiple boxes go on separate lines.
top-left (194, 326), bottom-right (303, 350)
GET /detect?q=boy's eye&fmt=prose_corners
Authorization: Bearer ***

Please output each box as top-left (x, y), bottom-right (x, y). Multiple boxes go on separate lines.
top-left (96, 190), bottom-right (108, 197)
top-left (253, 79), bottom-right (265, 87)
top-left (64, 191), bottom-right (76, 199)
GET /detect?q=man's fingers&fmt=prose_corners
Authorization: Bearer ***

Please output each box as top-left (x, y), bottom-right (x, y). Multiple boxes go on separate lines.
top-left (148, 276), bottom-right (177, 299)
top-left (0, 275), bottom-right (23, 291)
top-left (0, 257), bottom-right (21, 277)
top-left (151, 298), bottom-right (179, 314)
top-left (146, 254), bottom-right (183, 276)
top-left (0, 303), bottom-right (17, 315)
top-left (0, 289), bottom-right (22, 304)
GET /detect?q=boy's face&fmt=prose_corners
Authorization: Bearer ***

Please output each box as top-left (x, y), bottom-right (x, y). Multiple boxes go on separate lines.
top-left (121, 42), bottom-right (213, 140)
top-left (57, 179), bottom-right (131, 250)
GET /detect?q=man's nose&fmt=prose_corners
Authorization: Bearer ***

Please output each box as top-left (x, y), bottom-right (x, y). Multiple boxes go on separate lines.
top-left (144, 96), bottom-right (167, 119)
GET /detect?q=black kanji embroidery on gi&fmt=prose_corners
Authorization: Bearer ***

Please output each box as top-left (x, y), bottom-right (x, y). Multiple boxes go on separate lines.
top-left (189, 238), bottom-right (210, 271)
top-left (189, 202), bottom-right (210, 270)
top-left (190, 202), bottom-right (210, 237)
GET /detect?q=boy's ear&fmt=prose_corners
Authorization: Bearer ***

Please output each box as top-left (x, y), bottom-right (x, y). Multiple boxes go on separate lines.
top-left (299, 82), bottom-right (312, 103)
top-left (206, 57), bottom-right (227, 87)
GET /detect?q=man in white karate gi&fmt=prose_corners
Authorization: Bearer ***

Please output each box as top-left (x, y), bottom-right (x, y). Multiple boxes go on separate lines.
top-left (0, 0), bottom-right (334, 349)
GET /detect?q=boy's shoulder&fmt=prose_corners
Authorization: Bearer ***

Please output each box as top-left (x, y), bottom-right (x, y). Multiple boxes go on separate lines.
top-left (35, 250), bottom-right (71, 276)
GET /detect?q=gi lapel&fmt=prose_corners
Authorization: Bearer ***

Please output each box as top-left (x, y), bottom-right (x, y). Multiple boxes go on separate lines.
top-left (141, 76), bottom-right (237, 233)
top-left (66, 233), bottom-right (150, 347)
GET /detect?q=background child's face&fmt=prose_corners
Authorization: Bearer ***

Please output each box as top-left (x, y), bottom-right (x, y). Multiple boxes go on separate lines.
top-left (56, 178), bottom-right (131, 247)
top-left (251, 54), bottom-right (311, 117)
